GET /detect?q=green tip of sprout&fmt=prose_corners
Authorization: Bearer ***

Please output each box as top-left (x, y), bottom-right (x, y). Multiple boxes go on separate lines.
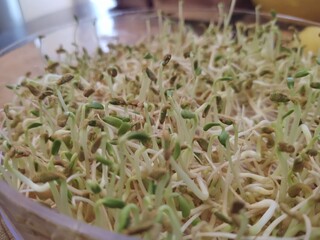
top-left (143, 52), bottom-right (153, 59)
top-left (86, 180), bottom-right (102, 194)
top-left (86, 101), bottom-right (104, 110)
top-left (203, 122), bottom-right (221, 131)
top-left (218, 130), bottom-right (229, 148)
top-left (181, 109), bottom-right (196, 119)
top-left (98, 198), bottom-right (126, 209)
top-left (126, 131), bottom-right (150, 143)
top-left (51, 140), bottom-right (62, 155)
top-left (293, 69), bottom-right (310, 78)
top-left (27, 122), bottom-right (43, 130)
top-left (118, 122), bottom-right (132, 136)
top-left (177, 195), bottom-right (192, 218)
top-left (310, 82), bottom-right (320, 89)
top-left (287, 77), bottom-right (294, 89)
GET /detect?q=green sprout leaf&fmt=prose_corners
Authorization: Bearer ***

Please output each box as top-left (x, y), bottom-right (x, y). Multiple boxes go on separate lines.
top-left (178, 195), bottom-right (192, 218)
top-left (181, 110), bottom-right (196, 119)
top-left (287, 77), bottom-right (294, 89)
top-left (64, 152), bottom-right (73, 161)
top-left (30, 110), bottom-right (40, 117)
top-left (218, 130), bottom-right (229, 148)
top-left (86, 180), bottom-right (101, 194)
top-left (203, 122), bottom-right (221, 131)
top-left (127, 131), bottom-right (150, 143)
top-left (105, 142), bottom-right (115, 156)
top-left (96, 155), bottom-right (113, 167)
top-left (165, 88), bottom-right (174, 99)
top-left (310, 82), bottom-right (320, 89)
top-left (270, 10), bottom-right (277, 19)
top-left (87, 101), bottom-right (104, 110)
top-left (195, 67), bottom-right (202, 76)
top-left (51, 140), bottom-right (62, 155)
top-left (144, 52), bottom-right (153, 59)
top-left (118, 208), bottom-right (131, 232)
top-left (282, 109), bottom-right (294, 120)
top-left (294, 69), bottom-right (309, 78)
top-left (117, 204), bottom-right (139, 232)
top-left (173, 142), bottom-right (181, 160)
top-left (218, 76), bottom-right (233, 81)
top-left (214, 211), bottom-right (233, 224)
top-left (27, 122), bottom-right (42, 130)
top-left (103, 116), bottom-right (123, 128)
top-left (193, 60), bottom-right (202, 76)
top-left (118, 122), bottom-right (131, 136)
top-left (214, 55), bottom-right (223, 62)
top-left (99, 198), bottom-right (126, 209)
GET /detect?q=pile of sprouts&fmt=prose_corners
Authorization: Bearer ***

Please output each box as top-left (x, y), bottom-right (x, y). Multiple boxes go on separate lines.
top-left (1, 0), bottom-right (320, 239)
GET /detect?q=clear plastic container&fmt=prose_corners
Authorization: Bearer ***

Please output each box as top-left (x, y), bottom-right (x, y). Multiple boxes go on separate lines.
top-left (0, 8), bottom-right (319, 240)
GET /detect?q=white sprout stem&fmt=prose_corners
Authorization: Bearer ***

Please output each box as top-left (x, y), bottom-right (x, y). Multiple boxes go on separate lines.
top-left (169, 157), bottom-right (209, 201)
top-left (71, 196), bottom-right (95, 206)
top-left (225, 0), bottom-right (236, 29)
top-left (67, 184), bottom-right (88, 196)
top-left (248, 199), bottom-right (278, 235)
top-left (56, 88), bottom-right (69, 113)
top-left (183, 232), bottom-right (304, 240)
top-left (300, 124), bottom-right (312, 143)
top-left (66, 172), bottom-right (86, 183)
top-left (263, 188), bottom-right (318, 236)
top-left (302, 214), bottom-right (311, 240)
top-left (181, 211), bottom-right (202, 233)
top-left (157, 205), bottom-right (182, 239)
top-left (288, 104), bottom-right (301, 143)
top-left (222, 167), bottom-right (232, 215)
top-left (139, 74), bottom-right (150, 102)
top-left (239, 173), bottom-right (271, 183)
top-left (10, 167), bottom-right (50, 192)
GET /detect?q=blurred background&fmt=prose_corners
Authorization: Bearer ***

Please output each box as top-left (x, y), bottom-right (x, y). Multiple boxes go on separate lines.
top-left (1, 0), bottom-right (320, 54)
top-left (0, 0), bottom-right (254, 53)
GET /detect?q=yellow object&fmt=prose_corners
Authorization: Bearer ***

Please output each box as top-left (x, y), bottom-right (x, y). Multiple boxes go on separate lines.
top-left (251, 0), bottom-right (320, 22)
top-left (299, 27), bottom-right (320, 54)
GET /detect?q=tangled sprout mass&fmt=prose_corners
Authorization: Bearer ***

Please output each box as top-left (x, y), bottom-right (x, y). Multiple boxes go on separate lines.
top-left (1, 1), bottom-right (320, 239)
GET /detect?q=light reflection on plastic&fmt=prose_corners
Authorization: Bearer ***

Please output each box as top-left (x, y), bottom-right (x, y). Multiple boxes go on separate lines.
top-left (90, 0), bottom-right (117, 51)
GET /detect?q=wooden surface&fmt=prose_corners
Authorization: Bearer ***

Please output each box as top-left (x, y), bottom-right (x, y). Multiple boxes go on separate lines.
top-left (0, 43), bottom-right (43, 107)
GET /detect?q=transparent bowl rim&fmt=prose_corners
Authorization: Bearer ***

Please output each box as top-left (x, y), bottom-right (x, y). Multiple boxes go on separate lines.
top-left (1, 7), bottom-right (320, 56)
